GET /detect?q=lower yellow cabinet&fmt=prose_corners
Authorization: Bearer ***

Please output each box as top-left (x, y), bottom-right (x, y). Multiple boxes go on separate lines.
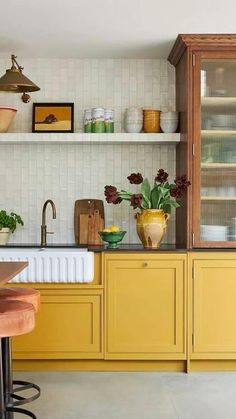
top-left (13, 289), bottom-right (103, 359)
top-left (105, 253), bottom-right (186, 360)
top-left (191, 254), bottom-right (236, 359)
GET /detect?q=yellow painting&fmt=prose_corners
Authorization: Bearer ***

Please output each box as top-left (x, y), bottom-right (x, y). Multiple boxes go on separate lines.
top-left (33, 103), bottom-right (74, 132)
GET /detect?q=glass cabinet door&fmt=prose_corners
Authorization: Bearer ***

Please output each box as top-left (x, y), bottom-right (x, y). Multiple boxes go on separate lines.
top-left (196, 55), bottom-right (236, 245)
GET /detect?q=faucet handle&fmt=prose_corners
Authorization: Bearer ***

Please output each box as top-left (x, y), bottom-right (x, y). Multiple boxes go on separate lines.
top-left (47, 231), bottom-right (54, 235)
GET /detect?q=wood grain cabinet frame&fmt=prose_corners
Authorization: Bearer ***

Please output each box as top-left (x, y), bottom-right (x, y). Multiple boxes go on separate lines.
top-left (169, 34), bottom-right (236, 248)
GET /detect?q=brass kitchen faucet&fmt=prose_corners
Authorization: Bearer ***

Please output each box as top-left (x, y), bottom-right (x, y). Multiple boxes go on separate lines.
top-left (40, 199), bottom-right (56, 247)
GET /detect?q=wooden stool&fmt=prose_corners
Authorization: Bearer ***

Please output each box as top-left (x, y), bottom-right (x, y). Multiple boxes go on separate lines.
top-left (0, 300), bottom-right (36, 418)
top-left (0, 288), bottom-right (40, 419)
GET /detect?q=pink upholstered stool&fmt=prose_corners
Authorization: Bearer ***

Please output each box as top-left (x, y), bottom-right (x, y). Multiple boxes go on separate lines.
top-left (0, 288), bottom-right (40, 313)
top-left (0, 300), bottom-right (35, 338)
top-left (0, 300), bottom-right (36, 418)
top-left (0, 288), bottom-right (40, 419)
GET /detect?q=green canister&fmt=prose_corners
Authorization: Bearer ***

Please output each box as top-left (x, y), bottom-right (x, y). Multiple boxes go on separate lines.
top-left (84, 109), bottom-right (92, 133)
top-left (104, 109), bottom-right (114, 133)
top-left (92, 108), bottom-right (105, 133)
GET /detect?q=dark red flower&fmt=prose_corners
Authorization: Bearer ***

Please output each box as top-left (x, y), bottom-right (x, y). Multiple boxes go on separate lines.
top-left (170, 187), bottom-right (184, 199)
top-left (127, 173), bottom-right (143, 184)
top-left (130, 193), bottom-right (143, 208)
top-left (104, 185), bottom-right (122, 204)
top-left (155, 169), bottom-right (169, 184)
top-left (170, 174), bottom-right (191, 199)
top-left (174, 174), bottom-right (191, 189)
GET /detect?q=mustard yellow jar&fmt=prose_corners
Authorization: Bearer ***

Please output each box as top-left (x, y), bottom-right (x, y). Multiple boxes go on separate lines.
top-left (136, 209), bottom-right (169, 248)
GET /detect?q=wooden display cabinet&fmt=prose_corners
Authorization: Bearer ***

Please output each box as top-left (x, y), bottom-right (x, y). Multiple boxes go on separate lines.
top-left (169, 34), bottom-right (236, 248)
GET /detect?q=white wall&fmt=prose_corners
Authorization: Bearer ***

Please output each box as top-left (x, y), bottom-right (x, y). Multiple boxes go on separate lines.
top-left (0, 58), bottom-right (176, 244)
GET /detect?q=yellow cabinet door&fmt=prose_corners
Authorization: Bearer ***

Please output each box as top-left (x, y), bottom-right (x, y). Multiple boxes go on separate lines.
top-left (13, 291), bottom-right (102, 359)
top-left (192, 258), bottom-right (236, 359)
top-left (105, 254), bottom-right (186, 360)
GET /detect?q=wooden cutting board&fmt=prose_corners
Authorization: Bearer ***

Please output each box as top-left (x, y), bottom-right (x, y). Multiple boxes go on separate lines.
top-left (74, 199), bottom-right (105, 245)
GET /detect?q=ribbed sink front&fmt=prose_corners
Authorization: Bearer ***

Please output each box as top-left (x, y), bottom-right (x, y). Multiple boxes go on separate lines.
top-left (0, 248), bottom-right (94, 283)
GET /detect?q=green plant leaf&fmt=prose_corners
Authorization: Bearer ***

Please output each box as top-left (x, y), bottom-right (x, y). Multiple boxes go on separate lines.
top-left (150, 185), bottom-right (160, 208)
top-left (0, 210), bottom-right (24, 233)
top-left (140, 178), bottom-right (151, 208)
top-left (141, 178), bottom-right (151, 200)
top-left (141, 196), bottom-right (150, 209)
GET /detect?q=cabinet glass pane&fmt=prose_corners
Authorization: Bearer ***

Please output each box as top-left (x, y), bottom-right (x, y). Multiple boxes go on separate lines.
top-left (200, 59), bottom-right (236, 242)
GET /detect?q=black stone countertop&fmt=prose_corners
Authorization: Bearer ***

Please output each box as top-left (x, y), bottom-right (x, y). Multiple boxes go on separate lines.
top-left (1, 243), bottom-right (236, 252)
top-left (0, 243), bottom-right (184, 252)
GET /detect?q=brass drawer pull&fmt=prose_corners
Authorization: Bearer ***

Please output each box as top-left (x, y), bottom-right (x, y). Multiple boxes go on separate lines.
top-left (143, 262), bottom-right (148, 268)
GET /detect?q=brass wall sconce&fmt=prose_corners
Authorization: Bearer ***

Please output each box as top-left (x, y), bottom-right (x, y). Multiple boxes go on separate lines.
top-left (0, 55), bottom-right (40, 103)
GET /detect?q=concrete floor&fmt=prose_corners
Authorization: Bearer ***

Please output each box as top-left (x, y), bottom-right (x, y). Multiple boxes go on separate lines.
top-left (14, 371), bottom-right (236, 419)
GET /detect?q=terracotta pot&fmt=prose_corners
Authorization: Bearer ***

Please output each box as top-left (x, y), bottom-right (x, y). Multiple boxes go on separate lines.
top-left (0, 107), bottom-right (17, 133)
top-left (136, 209), bottom-right (169, 248)
top-left (0, 228), bottom-right (10, 245)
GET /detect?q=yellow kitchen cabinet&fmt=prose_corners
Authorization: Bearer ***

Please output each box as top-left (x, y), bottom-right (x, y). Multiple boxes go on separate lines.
top-left (13, 288), bottom-right (103, 359)
top-left (12, 253), bottom-right (103, 360)
top-left (105, 253), bottom-right (186, 360)
top-left (190, 253), bottom-right (236, 359)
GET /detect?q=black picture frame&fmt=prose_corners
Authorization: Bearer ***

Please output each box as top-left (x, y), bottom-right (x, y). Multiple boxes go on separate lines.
top-left (32, 102), bottom-right (74, 133)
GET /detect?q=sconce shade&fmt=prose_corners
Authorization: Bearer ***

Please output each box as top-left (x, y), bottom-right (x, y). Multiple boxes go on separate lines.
top-left (0, 68), bottom-right (40, 93)
top-left (0, 55), bottom-right (40, 93)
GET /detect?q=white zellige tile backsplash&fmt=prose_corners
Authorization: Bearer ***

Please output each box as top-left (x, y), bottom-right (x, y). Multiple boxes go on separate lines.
top-left (0, 58), bottom-right (176, 244)
top-left (0, 143), bottom-right (176, 244)
top-left (0, 58), bottom-right (175, 133)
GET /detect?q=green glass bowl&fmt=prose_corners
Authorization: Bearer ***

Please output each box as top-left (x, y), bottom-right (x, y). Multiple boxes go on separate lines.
top-left (98, 231), bottom-right (126, 249)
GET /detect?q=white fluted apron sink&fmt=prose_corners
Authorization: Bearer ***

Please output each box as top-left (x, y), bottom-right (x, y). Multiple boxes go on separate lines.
top-left (0, 248), bottom-right (94, 283)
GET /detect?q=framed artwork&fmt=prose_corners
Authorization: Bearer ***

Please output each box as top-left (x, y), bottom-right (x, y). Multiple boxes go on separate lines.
top-left (32, 103), bottom-right (74, 133)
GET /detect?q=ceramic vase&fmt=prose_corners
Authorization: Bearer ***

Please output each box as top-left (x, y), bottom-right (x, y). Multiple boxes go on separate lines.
top-left (0, 228), bottom-right (10, 245)
top-left (136, 209), bottom-right (169, 248)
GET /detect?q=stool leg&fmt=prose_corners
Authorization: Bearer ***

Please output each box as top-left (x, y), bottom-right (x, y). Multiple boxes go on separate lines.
top-left (0, 338), bottom-right (6, 419)
top-left (2, 337), bottom-right (13, 419)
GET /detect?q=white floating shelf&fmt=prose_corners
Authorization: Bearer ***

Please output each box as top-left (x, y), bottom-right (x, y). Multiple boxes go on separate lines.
top-left (0, 132), bottom-right (180, 145)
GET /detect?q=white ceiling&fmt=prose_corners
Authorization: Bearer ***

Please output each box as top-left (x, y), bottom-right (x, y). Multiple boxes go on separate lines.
top-left (0, 0), bottom-right (236, 59)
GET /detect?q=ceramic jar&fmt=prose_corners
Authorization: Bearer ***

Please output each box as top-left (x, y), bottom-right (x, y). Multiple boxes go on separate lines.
top-left (160, 111), bottom-right (179, 133)
top-left (92, 108), bottom-right (105, 133)
top-left (84, 109), bottom-right (92, 133)
top-left (125, 107), bottom-right (143, 133)
top-left (104, 109), bottom-right (114, 133)
top-left (0, 228), bottom-right (10, 245)
top-left (143, 109), bottom-right (161, 133)
top-left (135, 209), bottom-right (169, 248)
top-left (0, 107), bottom-right (17, 133)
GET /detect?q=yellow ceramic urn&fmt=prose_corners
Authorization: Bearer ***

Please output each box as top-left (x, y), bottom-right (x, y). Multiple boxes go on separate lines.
top-left (136, 209), bottom-right (169, 248)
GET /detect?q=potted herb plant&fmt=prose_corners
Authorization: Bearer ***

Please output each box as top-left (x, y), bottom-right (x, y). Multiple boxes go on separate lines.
top-left (0, 210), bottom-right (24, 245)
top-left (104, 169), bottom-right (190, 248)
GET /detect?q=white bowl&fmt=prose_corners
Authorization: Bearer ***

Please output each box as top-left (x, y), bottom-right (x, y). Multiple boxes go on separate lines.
top-left (125, 123), bottom-right (143, 133)
top-left (161, 111), bottom-right (178, 120)
top-left (125, 118), bottom-right (143, 123)
top-left (126, 107), bottom-right (143, 113)
top-left (160, 120), bottom-right (178, 133)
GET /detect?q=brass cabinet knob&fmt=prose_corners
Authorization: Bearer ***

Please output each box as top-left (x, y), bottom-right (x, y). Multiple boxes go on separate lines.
top-left (143, 262), bottom-right (148, 268)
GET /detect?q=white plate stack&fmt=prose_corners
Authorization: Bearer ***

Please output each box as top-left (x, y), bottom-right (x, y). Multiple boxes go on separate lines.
top-left (200, 225), bottom-right (228, 241)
